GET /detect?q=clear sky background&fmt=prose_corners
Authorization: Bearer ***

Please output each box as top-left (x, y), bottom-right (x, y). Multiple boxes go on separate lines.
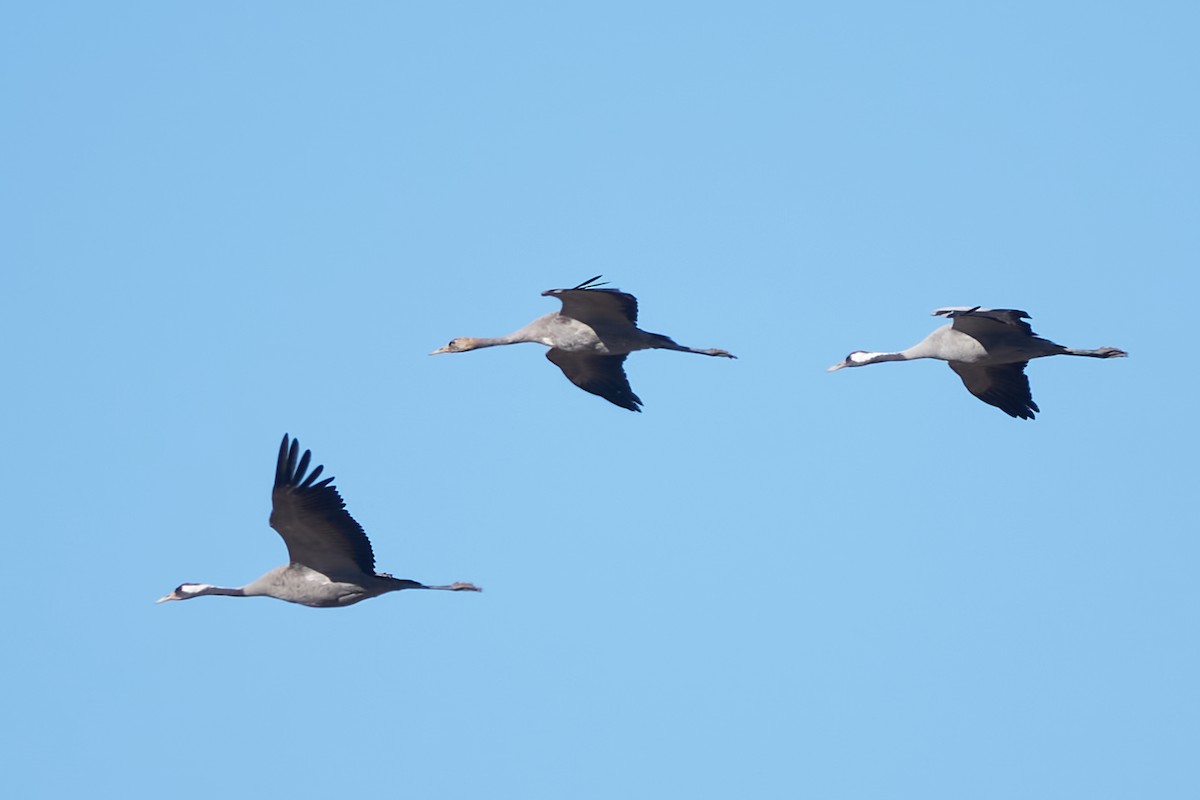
top-left (3, 2), bottom-right (1197, 798)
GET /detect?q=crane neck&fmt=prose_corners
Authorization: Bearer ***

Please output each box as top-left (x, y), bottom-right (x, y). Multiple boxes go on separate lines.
top-left (471, 332), bottom-right (533, 348)
top-left (858, 350), bottom-right (918, 365)
top-left (199, 585), bottom-right (247, 598)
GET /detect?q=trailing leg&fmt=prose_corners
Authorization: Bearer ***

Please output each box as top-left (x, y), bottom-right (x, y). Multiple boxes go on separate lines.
top-left (648, 333), bottom-right (737, 358)
top-left (1062, 347), bottom-right (1128, 358)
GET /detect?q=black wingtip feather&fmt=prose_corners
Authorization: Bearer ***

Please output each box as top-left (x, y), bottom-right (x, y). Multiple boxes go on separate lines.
top-left (300, 463), bottom-right (324, 487)
top-left (571, 274), bottom-right (607, 290)
top-left (275, 435), bottom-right (336, 488)
top-left (276, 434), bottom-right (301, 489)
top-left (544, 276), bottom-right (612, 296)
top-left (294, 448), bottom-right (311, 483)
top-left (276, 434), bottom-right (290, 486)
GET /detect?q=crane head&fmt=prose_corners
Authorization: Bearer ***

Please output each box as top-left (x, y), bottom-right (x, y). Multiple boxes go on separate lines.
top-left (827, 351), bottom-right (874, 372)
top-left (155, 583), bottom-right (211, 603)
top-left (430, 337), bottom-right (482, 355)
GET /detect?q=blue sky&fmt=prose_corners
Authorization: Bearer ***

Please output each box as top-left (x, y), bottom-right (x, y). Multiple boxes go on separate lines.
top-left (3, 2), bottom-right (1197, 798)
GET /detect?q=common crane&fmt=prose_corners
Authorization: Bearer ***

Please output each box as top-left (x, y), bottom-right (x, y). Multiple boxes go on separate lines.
top-left (157, 435), bottom-right (481, 607)
top-left (827, 307), bottom-right (1127, 419)
top-left (430, 276), bottom-right (736, 411)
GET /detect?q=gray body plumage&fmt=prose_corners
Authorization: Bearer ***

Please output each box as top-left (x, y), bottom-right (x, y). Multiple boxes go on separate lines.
top-left (237, 564), bottom-right (423, 608)
top-left (157, 435), bottom-right (480, 608)
top-left (828, 307), bottom-right (1127, 419)
top-left (512, 312), bottom-right (621, 353)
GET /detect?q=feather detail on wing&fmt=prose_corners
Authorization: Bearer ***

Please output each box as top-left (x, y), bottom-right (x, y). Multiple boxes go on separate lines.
top-left (542, 278), bottom-right (639, 327)
top-left (948, 362), bottom-right (1040, 419)
top-left (269, 435), bottom-right (377, 577)
top-left (934, 307), bottom-right (1036, 338)
top-left (545, 349), bottom-right (643, 411)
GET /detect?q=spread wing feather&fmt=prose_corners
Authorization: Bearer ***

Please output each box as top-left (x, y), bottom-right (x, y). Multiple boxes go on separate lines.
top-left (269, 435), bottom-right (377, 577)
top-left (948, 362), bottom-right (1039, 419)
top-left (545, 349), bottom-right (643, 412)
top-left (542, 279), bottom-right (639, 327)
top-left (935, 307), bottom-right (1037, 339)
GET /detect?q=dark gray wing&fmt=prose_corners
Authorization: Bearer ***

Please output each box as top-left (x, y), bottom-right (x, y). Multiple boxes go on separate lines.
top-left (269, 435), bottom-right (376, 576)
top-left (948, 362), bottom-right (1039, 419)
top-left (545, 349), bottom-right (643, 412)
top-left (542, 284), bottom-right (639, 328)
top-left (936, 307), bottom-right (1037, 338)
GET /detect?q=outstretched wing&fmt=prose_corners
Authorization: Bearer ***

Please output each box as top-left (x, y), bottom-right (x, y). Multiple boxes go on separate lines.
top-left (269, 435), bottom-right (377, 577)
top-left (948, 361), bottom-right (1039, 419)
top-left (934, 307), bottom-right (1036, 339)
top-left (545, 349), bottom-right (643, 412)
top-left (542, 278), bottom-right (639, 328)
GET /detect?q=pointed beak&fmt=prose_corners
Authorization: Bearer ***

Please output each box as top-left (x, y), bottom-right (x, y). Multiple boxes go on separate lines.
top-left (827, 362), bottom-right (849, 373)
top-left (429, 346), bottom-right (451, 355)
top-left (156, 592), bottom-right (179, 604)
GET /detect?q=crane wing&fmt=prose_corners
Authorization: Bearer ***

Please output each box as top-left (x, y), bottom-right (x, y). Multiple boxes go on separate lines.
top-left (935, 307), bottom-right (1036, 338)
top-left (948, 361), bottom-right (1039, 419)
top-left (542, 285), bottom-right (639, 327)
top-left (545, 349), bottom-right (643, 411)
top-left (269, 435), bottom-right (377, 577)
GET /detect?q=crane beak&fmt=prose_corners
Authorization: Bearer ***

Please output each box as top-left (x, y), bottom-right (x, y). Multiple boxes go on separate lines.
top-left (155, 592), bottom-right (180, 604)
top-left (827, 361), bottom-right (849, 372)
top-left (429, 346), bottom-right (452, 355)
